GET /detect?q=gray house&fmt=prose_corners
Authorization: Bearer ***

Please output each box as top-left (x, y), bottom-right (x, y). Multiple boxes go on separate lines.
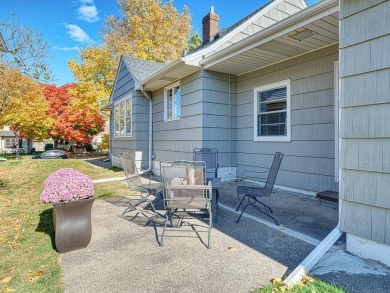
top-left (106, 0), bottom-right (390, 267)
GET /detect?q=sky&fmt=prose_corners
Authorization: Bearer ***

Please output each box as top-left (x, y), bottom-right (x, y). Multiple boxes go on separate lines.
top-left (1, 0), bottom-right (319, 86)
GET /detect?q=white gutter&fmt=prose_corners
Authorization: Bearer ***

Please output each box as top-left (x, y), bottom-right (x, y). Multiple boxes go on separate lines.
top-left (140, 85), bottom-right (153, 174)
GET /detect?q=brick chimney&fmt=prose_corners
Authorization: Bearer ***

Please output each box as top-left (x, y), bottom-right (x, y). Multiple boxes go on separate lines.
top-left (202, 6), bottom-right (219, 44)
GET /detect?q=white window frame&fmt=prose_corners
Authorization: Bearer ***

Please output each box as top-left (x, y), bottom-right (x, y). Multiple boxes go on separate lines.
top-left (114, 94), bottom-right (132, 137)
top-left (253, 79), bottom-right (291, 142)
top-left (5, 138), bottom-right (16, 148)
top-left (164, 81), bottom-right (181, 121)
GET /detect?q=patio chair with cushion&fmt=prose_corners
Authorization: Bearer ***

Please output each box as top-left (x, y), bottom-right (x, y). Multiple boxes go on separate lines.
top-left (119, 151), bottom-right (163, 215)
top-left (235, 152), bottom-right (283, 225)
top-left (160, 160), bottom-right (213, 248)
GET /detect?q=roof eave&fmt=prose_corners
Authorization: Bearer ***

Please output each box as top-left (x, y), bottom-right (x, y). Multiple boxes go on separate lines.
top-left (200, 0), bottom-right (339, 67)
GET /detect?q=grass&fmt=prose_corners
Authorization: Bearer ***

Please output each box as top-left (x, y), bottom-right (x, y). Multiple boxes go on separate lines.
top-left (0, 156), bottom-right (132, 292)
top-left (254, 276), bottom-right (347, 293)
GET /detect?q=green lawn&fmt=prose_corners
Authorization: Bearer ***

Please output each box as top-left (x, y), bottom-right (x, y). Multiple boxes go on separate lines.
top-left (0, 157), bottom-right (130, 292)
top-left (254, 276), bottom-right (347, 293)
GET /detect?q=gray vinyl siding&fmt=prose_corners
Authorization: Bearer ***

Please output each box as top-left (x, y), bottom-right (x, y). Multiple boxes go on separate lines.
top-left (152, 70), bottom-right (235, 169)
top-left (111, 61), bottom-right (149, 165)
top-left (152, 71), bottom-right (204, 162)
top-left (235, 44), bottom-right (339, 192)
top-left (339, 0), bottom-right (390, 245)
top-left (202, 71), bottom-right (237, 169)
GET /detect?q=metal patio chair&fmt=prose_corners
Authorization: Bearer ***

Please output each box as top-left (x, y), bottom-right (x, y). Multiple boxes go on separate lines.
top-left (193, 148), bottom-right (220, 202)
top-left (119, 151), bottom-right (163, 216)
top-left (160, 160), bottom-right (212, 248)
top-left (235, 152), bottom-right (284, 225)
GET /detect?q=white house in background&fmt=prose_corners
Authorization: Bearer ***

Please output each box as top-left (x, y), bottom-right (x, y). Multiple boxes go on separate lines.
top-left (103, 0), bottom-right (390, 267)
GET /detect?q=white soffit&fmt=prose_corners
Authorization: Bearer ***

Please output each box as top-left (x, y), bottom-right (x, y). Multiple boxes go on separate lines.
top-left (142, 59), bottom-right (200, 92)
top-left (201, 0), bottom-right (339, 76)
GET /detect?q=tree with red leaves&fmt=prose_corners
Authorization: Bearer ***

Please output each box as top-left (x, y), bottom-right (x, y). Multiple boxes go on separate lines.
top-left (42, 83), bottom-right (105, 148)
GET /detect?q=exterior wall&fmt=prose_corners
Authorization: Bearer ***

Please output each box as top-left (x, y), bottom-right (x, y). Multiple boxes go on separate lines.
top-left (152, 70), bottom-right (204, 164)
top-left (151, 70), bottom-right (236, 179)
top-left (339, 0), bottom-right (390, 263)
top-left (202, 70), bottom-right (237, 180)
top-left (111, 61), bottom-right (149, 167)
top-left (235, 44), bottom-right (339, 193)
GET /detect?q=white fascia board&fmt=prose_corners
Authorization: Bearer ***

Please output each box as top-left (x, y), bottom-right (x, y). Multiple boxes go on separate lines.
top-left (200, 0), bottom-right (338, 68)
top-left (108, 56), bottom-right (125, 104)
top-left (184, 0), bottom-right (285, 66)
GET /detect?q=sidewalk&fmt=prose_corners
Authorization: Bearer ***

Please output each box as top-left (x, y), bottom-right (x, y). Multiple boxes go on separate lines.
top-left (61, 176), bottom-right (390, 292)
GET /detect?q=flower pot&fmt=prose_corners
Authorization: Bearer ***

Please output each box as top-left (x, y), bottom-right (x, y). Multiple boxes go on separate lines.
top-left (52, 197), bottom-right (94, 253)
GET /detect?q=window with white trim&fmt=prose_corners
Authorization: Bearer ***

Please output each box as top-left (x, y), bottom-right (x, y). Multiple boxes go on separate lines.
top-left (164, 82), bottom-right (181, 121)
top-left (254, 80), bottom-right (291, 142)
top-left (114, 95), bottom-right (132, 137)
top-left (5, 138), bottom-right (16, 148)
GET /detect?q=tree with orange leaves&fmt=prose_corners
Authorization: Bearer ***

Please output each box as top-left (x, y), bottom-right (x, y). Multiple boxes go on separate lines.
top-left (42, 83), bottom-right (105, 148)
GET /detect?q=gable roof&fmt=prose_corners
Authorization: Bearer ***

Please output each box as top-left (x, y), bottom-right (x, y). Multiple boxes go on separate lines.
top-left (121, 56), bottom-right (166, 83)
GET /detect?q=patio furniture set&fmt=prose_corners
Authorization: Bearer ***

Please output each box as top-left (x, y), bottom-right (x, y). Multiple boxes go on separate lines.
top-left (119, 149), bottom-right (283, 249)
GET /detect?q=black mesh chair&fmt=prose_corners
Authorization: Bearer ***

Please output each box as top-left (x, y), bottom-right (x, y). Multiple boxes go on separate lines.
top-left (236, 152), bottom-right (283, 225)
top-left (193, 148), bottom-right (219, 202)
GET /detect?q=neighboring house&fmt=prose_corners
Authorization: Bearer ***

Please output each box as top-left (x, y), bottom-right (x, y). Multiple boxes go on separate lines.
top-left (0, 126), bottom-right (33, 154)
top-left (105, 0), bottom-right (390, 266)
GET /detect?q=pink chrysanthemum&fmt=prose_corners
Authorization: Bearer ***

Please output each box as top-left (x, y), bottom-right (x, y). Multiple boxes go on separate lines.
top-left (40, 168), bottom-right (94, 203)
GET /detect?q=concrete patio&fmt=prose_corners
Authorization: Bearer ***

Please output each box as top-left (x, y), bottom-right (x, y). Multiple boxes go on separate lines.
top-left (61, 179), bottom-right (390, 293)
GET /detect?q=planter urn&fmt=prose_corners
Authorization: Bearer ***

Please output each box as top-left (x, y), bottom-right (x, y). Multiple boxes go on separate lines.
top-left (52, 197), bottom-right (94, 253)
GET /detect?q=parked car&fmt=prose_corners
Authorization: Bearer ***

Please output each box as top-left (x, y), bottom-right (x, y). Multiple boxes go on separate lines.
top-left (32, 150), bottom-right (68, 159)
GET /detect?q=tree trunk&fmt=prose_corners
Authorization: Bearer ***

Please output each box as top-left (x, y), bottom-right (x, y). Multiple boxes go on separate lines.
top-left (53, 138), bottom-right (59, 149)
top-left (12, 130), bottom-right (20, 159)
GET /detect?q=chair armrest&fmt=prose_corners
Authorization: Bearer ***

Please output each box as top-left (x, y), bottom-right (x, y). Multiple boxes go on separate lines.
top-left (242, 170), bottom-right (269, 178)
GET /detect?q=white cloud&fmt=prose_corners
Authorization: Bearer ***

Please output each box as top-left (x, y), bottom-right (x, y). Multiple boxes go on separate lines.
top-left (65, 24), bottom-right (94, 44)
top-left (77, 5), bottom-right (99, 23)
top-left (53, 46), bottom-right (81, 51)
top-left (79, 0), bottom-right (94, 4)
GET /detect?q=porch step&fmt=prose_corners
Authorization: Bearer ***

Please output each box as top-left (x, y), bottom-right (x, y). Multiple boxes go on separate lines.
top-left (316, 190), bottom-right (339, 202)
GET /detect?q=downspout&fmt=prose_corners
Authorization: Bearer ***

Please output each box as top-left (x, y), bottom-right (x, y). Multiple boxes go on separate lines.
top-left (140, 85), bottom-right (153, 174)
top-left (228, 74), bottom-right (232, 174)
top-left (284, 55), bottom-right (344, 286)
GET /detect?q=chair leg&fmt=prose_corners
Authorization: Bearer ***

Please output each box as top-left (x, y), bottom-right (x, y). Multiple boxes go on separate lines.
top-left (236, 202), bottom-right (249, 223)
top-left (236, 197), bottom-right (279, 226)
top-left (208, 211), bottom-right (212, 249)
top-left (160, 211), bottom-right (171, 247)
top-left (248, 202), bottom-right (279, 226)
top-left (236, 194), bottom-right (249, 211)
top-left (256, 200), bottom-right (273, 213)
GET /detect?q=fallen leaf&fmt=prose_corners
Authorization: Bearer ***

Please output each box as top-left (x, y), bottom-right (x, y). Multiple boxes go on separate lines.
top-left (272, 277), bottom-right (284, 286)
top-left (1, 276), bottom-right (11, 286)
top-left (28, 270), bottom-right (44, 282)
